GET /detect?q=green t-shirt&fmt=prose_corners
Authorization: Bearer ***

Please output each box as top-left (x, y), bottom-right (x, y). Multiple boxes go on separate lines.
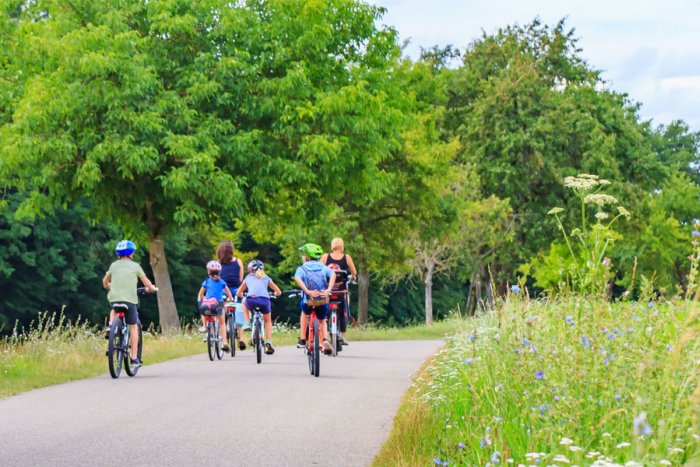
top-left (106, 259), bottom-right (146, 304)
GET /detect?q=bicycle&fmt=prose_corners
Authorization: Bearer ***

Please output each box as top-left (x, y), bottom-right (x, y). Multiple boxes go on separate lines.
top-left (223, 297), bottom-right (241, 358)
top-left (106, 287), bottom-right (157, 379)
top-left (288, 289), bottom-right (322, 377)
top-left (327, 269), bottom-right (349, 357)
top-left (200, 300), bottom-right (225, 361)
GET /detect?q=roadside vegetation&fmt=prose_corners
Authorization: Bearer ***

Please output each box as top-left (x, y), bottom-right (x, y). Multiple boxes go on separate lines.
top-left (375, 296), bottom-right (700, 466)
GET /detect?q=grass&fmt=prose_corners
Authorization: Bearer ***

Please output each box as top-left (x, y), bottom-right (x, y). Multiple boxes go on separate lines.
top-left (374, 296), bottom-right (700, 466)
top-left (0, 312), bottom-right (461, 399)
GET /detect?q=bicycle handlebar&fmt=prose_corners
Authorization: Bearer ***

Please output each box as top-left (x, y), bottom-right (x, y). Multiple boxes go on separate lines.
top-left (137, 287), bottom-right (158, 296)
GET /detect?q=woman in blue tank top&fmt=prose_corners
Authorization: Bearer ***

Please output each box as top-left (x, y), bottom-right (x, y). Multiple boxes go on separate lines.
top-left (217, 240), bottom-right (246, 349)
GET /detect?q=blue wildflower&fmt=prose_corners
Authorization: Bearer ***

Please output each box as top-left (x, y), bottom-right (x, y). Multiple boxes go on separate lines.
top-left (565, 316), bottom-right (575, 326)
top-left (580, 336), bottom-right (591, 348)
top-left (468, 333), bottom-right (476, 342)
top-left (649, 300), bottom-right (655, 308)
top-left (510, 284), bottom-right (521, 294)
top-left (535, 371), bottom-right (544, 380)
top-left (615, 393), bottom-right (622, 400)
top-left (465, 358), bottom-right (474, 365)
top-left (458, 442), bottom-right (465, 449)
top-left (491, 451), bottom-right (501, 463)
top-left (666, 344), bottom-right (673, 352)
top-left (692, 230), bottom-right (700, 237)
top-left (607, 333), bottom-right (615, 340)
top-left (634, 412), bottom-right (653, 436)
top-left (433, 459), bottom-right (442, 466)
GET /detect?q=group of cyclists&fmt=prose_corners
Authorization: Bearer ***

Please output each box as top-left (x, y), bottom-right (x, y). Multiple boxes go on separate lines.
top-left (102, 237), bottom-right (357, 367)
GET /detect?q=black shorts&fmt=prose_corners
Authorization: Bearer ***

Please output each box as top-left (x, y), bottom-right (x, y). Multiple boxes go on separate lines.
top-left (110, 302), bottom-right (139, 325)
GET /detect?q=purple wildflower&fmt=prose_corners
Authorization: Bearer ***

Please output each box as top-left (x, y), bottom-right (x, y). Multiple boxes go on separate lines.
top-left (634, 412), bottom-right (653, 436)
top-left (535, 371), bottom-right (544, 380)
top-left (458, 442), bottom-right (465, 450)
top-left (692, 230), bottom-right (700, 237)
top-left (580, 336), bottom-right (591, 348)
top-left (510, 284), bottom-right (521, 294)
top-left (565, 316), bottom-right (575, 326)
top-left (491, 451), bottom-right (501, 463)
top-left (465, 358), bottom-right (474, 365)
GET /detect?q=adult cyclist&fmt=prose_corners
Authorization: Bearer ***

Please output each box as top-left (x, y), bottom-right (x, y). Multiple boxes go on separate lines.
top-left (102, 240), bottom-right (156, 368)
top-left (320, 237), bottom-right (357, 345)
top-left (295, 243), bottom-right (336, 353)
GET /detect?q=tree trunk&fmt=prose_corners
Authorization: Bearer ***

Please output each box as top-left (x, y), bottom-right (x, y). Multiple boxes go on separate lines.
top-left (424, 262), bottom-right (434, 325)
top-left (148, 235), bottom-right (180, 333)
top-left (466, 273), bottom-right (476, 315)
top-left (358, 269), bottom-right (369, 326)
top-left (474, 268), bottom-right (483, 310)
top-left (484, 266), bottom-right (495, 310)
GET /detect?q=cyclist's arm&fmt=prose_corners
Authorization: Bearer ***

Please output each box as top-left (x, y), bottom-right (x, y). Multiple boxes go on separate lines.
top-left (269, 280), bottom-right (282, 297)
top-left (237, 258), bottom-right (244, 285)
top-left (294, 276), bottom-right (316, 297)
top-left (139, 274), bottom-right (156, 292)
top-left (198, 287), bottom-right (206, 302)
top-left (346, 254), bottom-right (358, 280)
top-left (320, 253), bottom-right (328, 265)
top-left (236, 282), bottom-right (247, 297)
top-left (224, 285), bottom-right (234, 302)
top-left (102, 273), bottom-right (111, 290)
top-left (325, 271), bottom-right (336, 295)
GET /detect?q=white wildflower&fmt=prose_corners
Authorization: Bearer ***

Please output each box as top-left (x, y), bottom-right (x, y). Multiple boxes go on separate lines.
top-left (569, 446), bottom-right (584, 452)
top-left (584, 193), bottom-right (618, 206)
top-left (553, 454), bottom-right (571, 464)
top-left (595, 211), bottom-right (609, 220)
top-left (670, 447), bottom-right (684, 454)
top-left (560, 437), bottom-right (575, 446)
top-left (598, 179), bottom-right (611, 185)
top-left (548, 207), bottom-right (565, 215)
top-left (564, 175), bottom-right (599, 190)
top-left (617, 206), bottom-right (631, 218)
top-left (602, 432), bottom-right (612, 438)
top-left (658, 461), bottom-right (672, 466)
top-left (624, 462), bottom-right (643, 467)
top-left (615, 442), bottom-right (631, 448)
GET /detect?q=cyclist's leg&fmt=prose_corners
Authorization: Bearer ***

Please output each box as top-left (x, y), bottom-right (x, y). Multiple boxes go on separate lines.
top-left (124, 303), bottom-right (139, 360)
top-left (338, 296), bottom-right (347, 336)
top-left (316, 305), bottom-right (330, 346)
top-left (262, 312), bottom-right (272, 340)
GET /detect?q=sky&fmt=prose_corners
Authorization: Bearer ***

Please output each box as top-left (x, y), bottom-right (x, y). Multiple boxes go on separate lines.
top-left (374, 0), bottom-right (700, 131)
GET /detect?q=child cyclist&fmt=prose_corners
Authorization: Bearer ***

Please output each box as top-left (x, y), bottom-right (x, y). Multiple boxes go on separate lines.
top-left (198, 260), bottom-right (234, 352)
top-left (295, 243), bottom-right (336, 353)
top-left (102, 240), bottom-right (156, 368)
top-left (236, 260), bottom-right (282, 355)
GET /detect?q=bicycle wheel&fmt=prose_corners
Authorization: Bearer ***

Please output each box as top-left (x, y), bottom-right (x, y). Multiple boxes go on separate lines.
top-left (312, 318), bottom-right (320, 377)
top-left (329, 311), bottom-right (338, 357)
top-left (207, 322), bottom-right (215, 361)
top-left (227, 316), bottom-right (236, 357)
top-left (216, 320), bottom-right (224, 360)
top-left (307, 321), bottom-right (314, 375)
top-left (254, 320), bottom-right (262, 364)
top-left (107, 320), bottom-right (124, 379)
top-left (125, 320), bottom-right (143, 377)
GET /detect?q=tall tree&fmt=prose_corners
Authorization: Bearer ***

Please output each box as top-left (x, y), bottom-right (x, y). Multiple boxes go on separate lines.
top-left (0, 0), bottom-right (405, 330)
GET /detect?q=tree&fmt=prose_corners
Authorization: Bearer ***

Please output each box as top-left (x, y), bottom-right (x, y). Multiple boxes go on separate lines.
top-left (1, 0), bottom-right (405, 330)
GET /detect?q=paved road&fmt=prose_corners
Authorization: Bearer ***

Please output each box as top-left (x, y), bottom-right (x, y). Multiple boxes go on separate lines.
top-left (0, 340), bottom-right (440, 466)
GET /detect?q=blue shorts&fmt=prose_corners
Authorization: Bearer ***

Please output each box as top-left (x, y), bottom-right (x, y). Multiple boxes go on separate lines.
top-left (245, 296), bottom-right (271, 314)
top-left (110, 302), bottom-right (139, 325)
top-left (301, 303), bottom-right (328, 320)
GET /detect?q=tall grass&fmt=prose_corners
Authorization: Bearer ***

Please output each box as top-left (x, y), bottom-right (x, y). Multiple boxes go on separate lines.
top-left (378, 296), bottom-right (700, 466)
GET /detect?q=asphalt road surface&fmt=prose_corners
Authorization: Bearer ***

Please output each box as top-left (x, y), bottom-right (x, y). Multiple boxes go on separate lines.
top-left (0, 339), bottom-right (440, 466)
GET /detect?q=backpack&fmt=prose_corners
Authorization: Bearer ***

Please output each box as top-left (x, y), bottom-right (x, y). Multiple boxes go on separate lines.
top-left (301, 264), bottom-right (329, 306)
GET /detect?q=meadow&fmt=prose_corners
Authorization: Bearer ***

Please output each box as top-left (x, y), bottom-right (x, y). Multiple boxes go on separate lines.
top-left (375, 296), bottom-right (699, 466)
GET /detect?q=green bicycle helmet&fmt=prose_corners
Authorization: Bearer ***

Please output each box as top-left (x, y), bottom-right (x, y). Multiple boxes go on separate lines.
top-left (299, 243), bottom-right (324, 259)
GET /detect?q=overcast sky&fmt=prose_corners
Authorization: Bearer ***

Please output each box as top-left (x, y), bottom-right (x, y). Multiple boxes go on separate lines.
top-left (374, 0), bottom-right (700, 131)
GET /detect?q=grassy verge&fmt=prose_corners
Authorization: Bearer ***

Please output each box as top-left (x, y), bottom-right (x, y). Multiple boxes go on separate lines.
top-left (0, 313), bottom-right (460, 399)
top-left (375, 297), bottom-right (700, 466)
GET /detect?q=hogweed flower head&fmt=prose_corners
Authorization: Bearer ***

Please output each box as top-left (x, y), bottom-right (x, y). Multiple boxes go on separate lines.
top-left (548, 207), bottom-right (564, 215)
top-left (585, 193), bottom-right (618, 206)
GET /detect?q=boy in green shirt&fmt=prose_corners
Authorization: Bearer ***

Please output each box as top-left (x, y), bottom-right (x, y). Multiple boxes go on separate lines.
top-left (102, 240), bottom-right (156, 367)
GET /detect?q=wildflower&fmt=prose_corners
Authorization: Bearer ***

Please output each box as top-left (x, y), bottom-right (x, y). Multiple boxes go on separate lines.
top-left (565, 316), bottom-right (575, 326)
top-left (607, 333), bottom-right (615, 340)
top-left (535, 371), bottom-right (544, 380)
top-left (604, 354), bottom-right (616, 365)
top-left (564, 175), bottom-right (598, 190)
top-left (510, 284), bottom-right (521, 293)
top-left (648, 300), bottom-right (655, 308)
top-left (569, 446), bottom-right (583, 452)
top-left (692, 230), bottom-right (700, 237)
top-left (669, 447), bottom-right (683, 454)
top-left (552, 454), bottom-right (570, 463)
top-left (659, 461), bottom-right (672, 466)
top-left (584, 193), bottom-right (618, 206)
top-left (465, 358), bottom-right (474, 365)
top-left (433, 459), bottom-right (443, 466)
top-left (468, 334), bottom-right (476, 342)
top-left (491, 451), bottom-right (501, 463)
top-left (560, 437), bottom-right (574, 445)
top-left (602, 432), bottom-right (612, 438)
top-left (580, 336), bottom-right (591, 349)
top-left (615, 394), bottom-right (621, 400)
top-left (624, 290), bottom-right (630, 296)
top-left (595, 211), bottom-right (609, 220)
top-left (616, 442), bottom-right (631, 448)
top-left (458, 442), bottom-right (465, 450)
top-left (548, 207), bottom-right (565, 215)
top-left (617, 206), bottom-right (631, 218)
top-left (666, 344), bottom-right (673, 352)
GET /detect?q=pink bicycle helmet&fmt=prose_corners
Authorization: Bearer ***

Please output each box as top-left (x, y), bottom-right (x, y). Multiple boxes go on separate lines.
top-left (206, 260), bottom-right (222, 272)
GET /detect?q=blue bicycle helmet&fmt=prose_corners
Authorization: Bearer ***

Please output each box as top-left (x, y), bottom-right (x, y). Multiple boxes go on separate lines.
top-left (115, 240), bottom-right (136, 257)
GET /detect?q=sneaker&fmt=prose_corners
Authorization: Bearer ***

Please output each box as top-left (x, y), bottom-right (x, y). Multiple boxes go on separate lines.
top-left (222, 344), bottom-right (230, 352)
top-left (242, 322), bottom-right (251, 331)
top-left (104, 327), bottom-right (110, 340)
top-left (297, 338), bottom-right (306, 348)
top-left (323, 339), bottom-right (332, 351)
top-left (265, 342), bottom-right (275, 355)
top-left (340, 337), bottom-right (349, 346)
top-left (198, 326), bottom-right (206, 333)
top-left (130, 358), bottom-right (142, 368)
top-left (238, 340), bottom-right (247, 350)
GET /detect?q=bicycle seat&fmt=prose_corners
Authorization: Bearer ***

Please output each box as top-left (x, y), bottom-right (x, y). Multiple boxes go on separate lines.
top-left (252, 305), bottom-right (265, 312)
top-left (112, 303), bottom-right (129, 312)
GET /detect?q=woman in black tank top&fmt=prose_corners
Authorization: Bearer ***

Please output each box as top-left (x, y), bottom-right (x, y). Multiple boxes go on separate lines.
top-left (320, 238), bottom-right (358, 344)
